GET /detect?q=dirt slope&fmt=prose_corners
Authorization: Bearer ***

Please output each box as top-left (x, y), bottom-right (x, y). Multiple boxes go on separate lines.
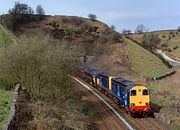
top-left (92, 43), bottom-right (134, 78)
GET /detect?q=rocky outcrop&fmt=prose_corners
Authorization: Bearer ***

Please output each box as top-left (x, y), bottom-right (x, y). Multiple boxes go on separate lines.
top-left (154, 113), bottom-right (171, 125)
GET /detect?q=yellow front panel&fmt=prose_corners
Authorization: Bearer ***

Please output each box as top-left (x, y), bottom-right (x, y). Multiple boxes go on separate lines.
top-left (130, 86), bottom-right (150, 106)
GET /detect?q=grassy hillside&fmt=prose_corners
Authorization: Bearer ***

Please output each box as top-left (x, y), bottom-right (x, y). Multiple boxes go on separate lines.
top-left (154, 30), bottom-right (180, 59)
top-left (125, 38), bottom-right (169, 78)
top-left (0, 25), bottom-right (14, 47)
top-left (130, 30), bottom-right (180, 60)
top-left (0, 25), bottom-right (14, 128)
top-left (149, 69), bottom-right (180, 129)
top-left (0, 89), bottom-right (12, 129)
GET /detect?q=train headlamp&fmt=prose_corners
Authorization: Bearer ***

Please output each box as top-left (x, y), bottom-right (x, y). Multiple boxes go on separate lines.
top-left (145, 102), bottom-right (150, 105)
top-left (130, 103), bottom-right (135, 106)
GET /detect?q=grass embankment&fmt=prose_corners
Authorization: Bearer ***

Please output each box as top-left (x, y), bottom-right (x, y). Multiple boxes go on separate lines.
top-left (0, 25), bottom-right (14, 129)
top-left (0, 89), bottom-right (12, 129)
top-left (0, 34), bottom-right (92, 129)
top-left (125, 38), bottom-right (169, 78)
top-left (166, 40), bottom-right (180, 59)
top-left (149, 69), bottom-right (180, 130)
top-left (0, 25), bottom-right (14, 47)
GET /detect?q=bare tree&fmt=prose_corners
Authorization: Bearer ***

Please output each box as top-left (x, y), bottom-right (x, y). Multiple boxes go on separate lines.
top-left (135, 24), bottom-right (146, 34)
top-left (88, 14), bottom-right (97, 21)
top-left (122, 29), bottom-right (132, 35)
top-left (8, 2), bottom-right (34, 15)
top-left (111, 25), bottom-right (116, 30)
top-left (36, 4), bottom-right (45, 15)
top-left (177, 26), bottom-right (180, 32)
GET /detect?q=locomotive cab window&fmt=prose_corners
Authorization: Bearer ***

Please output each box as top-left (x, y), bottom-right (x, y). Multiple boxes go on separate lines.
top-left (131, 90), bottom-right (136, 96)
top-left (142, 89), bottom-right (148, 95)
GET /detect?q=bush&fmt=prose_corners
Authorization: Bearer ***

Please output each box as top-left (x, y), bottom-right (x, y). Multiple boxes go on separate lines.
top-left (172, 34), bottom-right (176, 37)
top-left (84, 36), bottom-right (94, 43)
top-left (173, 46), bottom-right (179, 50)
top-left (162, 35), bottom-right (166, 38)
top-left (142, 34), bottom-right (161, 49)
top-left (71, 17), bottom-right (84, 25)
top-left (161, 43), bottom-right (169, 47)
top-left (75, 23), bottom-right (90, 34)
top-left (167, 48), bottom-right (172, 52)
top-left (0, 80), bottom-right (14, 90)
top-left (98, 35), bottom-right (108, 44)
top-left (109, 32), bottom-right (122, 43)
top-left (0, 34), bottom-right (79, 104)
top-left (169, 31), bottom-right (174, 35)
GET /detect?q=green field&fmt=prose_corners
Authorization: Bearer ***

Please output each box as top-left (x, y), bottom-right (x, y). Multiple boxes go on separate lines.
top-left (0, 25), bottom-right (14, 47)
top-left (151, 30), bottom-right (180, 59)
top-left (125, 38), bottom-right (169, 78)
top-left (151, 29), bottom-right (177, 35)
top-left (0, 89), bottom-right (12, 128)
top-left (0, 25), bottom-right (13, 129)
top-left (166, 40), bottom-right (180, 58)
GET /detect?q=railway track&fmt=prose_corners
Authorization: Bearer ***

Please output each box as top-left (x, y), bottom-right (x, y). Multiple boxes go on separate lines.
top-left (73, 77), bottom-right (169, 130)
top-left (73, 78), bottom-right (129, 130)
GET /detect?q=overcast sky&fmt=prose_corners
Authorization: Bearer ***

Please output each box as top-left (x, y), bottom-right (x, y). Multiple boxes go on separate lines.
top-left (0, 0), bottom-right (180, 32)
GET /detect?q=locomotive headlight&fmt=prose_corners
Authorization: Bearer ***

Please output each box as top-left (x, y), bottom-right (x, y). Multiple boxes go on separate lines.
top-left (131, 103), bottom-right (135, 106)
top-left (145, 102), bottom-right (150, 105)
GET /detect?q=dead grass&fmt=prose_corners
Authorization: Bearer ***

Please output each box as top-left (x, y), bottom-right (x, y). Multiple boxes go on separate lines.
top-left (26, 88), bottom-right (90, 130)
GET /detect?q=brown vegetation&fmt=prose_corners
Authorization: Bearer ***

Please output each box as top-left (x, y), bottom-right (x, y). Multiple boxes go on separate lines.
top-left (0, 33), bottom-right (98, 129)
top-left (0, 34), bottom-right (79, 103)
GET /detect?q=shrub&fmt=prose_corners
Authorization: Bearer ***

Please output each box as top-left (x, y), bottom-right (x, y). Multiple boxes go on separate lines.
top-left (142, 34), bottom-right (161, 49)
top-left (0, 80), bottom-right (14, 90)
top-left (173, 46), bottom-right (179, 50)
top-left (172, 34), bottom-right (176, 38)
top-left (0, 34), bottom-right (79, 104)
top-left (162, 35), bottom-right (166, 38)
top-left (167, 48), bottom-right (172, 52)
top-left (98, 35), bottom-right (108, 44)
top-left (161, 43), bottom-right (169, 47)
top-left (71, 17), bottom-right (84, 25)
top-left (76, 23), bottom-right (90, 34)
top-left (169, 31), bottom-right (174, 35)
top-left (84, 36), bottom-right (94, 43)
top-left (109, 32), bottom-right (122, 43)
top-left (168, 35), bottom-right (171, 40)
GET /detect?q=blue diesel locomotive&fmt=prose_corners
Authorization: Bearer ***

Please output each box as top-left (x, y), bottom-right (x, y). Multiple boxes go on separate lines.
top-left (79, 66), bottom-right (152, 117)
